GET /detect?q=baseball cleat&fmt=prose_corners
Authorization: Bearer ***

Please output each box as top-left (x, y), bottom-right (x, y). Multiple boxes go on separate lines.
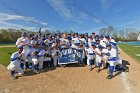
top-left (106, 75), bottom-right (113, 79)
top-left (96, 69), bottom-right (100, 73)
top-left (11, 76), bottom-right (16, 80)
top-left (33, 70), bottom-right (39, 74)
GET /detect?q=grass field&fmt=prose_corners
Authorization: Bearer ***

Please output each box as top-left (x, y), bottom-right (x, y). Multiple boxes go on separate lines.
top-left (118, 44), bottom-right (140, 62)
top-left (0, 47), bottom-right (17, 66)
top-left (0, 43), bottom-right (15, 46)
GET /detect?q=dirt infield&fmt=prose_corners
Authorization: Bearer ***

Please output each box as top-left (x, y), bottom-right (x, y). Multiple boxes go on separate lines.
top-left (0, 49), bottom-right (140, 93)
top-left (0, 46), bottom-right (16, 48)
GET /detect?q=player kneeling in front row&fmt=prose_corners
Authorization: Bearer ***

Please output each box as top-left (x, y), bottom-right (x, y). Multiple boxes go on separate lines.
top-left (106, 43), bottom-right (120, 79)
top-left (7, 46), bottom-right (24, 79)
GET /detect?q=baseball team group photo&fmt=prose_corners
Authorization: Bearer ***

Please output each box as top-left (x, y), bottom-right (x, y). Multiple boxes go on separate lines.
top-left (0, 0), bottom-right (140, 93)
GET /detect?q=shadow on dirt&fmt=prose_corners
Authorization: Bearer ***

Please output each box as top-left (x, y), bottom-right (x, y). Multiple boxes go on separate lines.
top-left (113, 60), bottom-right (130, 77)
top-left (24, 67), bottom-right (56, 76)
top-left (59, 63), bottom-right (86, 68)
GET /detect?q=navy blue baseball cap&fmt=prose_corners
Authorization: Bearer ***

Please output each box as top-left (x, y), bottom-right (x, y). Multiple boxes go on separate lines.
top-left (98, 45), bottom-right (103, 48)
top-left (106, 43), bottom-right (111, 47)
top-left (88, 35), bottom-right (92, 38)
top-left (22, 32), bottom-right (26, 35)
top-left (18, 46), bottom-right (23, 49)
top-left (96, 39), bottom-right (100, 42)
top-left (55, 38), bottom-right (60, 41)
top-left (85, 33), bottom-right (88, 36)
top-left (91, 43), bottom-right (96, 46)
top-left (100, 35), bottom-right (104, 38)
top-left (105, 35), bottom-right (110, 38)
top-left (41, 34), bottom-right (45, 37)
top-left (28, 33), bottom-right (33, 37)
top-left (45, 45), bottom-right (49, 47)
top-left (92, 32), bottom-right (95, 34)
top-left (75, 33), bottom-right (78, 35)
top-left (85, 43), bottom-right (89, 47)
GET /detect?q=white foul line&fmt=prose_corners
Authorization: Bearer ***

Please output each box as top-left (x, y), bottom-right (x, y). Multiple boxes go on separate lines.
top-left (119, 72), bottom-right (131, 93)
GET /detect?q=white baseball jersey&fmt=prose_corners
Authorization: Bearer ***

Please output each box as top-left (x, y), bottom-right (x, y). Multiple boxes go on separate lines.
top-left (10, 51), bottom-right (22, 67)
top-left (108, 48), bottom-right (117, 58)
top-left (27, 48), bottom-right (39, 59)
top-left (7, 51), bottom-right (24, 74)
top-left (51, 49), bottom-right (60, 58)
top-left (16, 37), bottom-right (30, 48)
top-left (103, 38), bottom-right (108, 43)
top-left (102, 48), bottom-right (108, 56)
top-left (60, 38), bottom-right (70, 45)
top-left (102, 48), bottom-right (109, 61)
top-left (79, 38), bottom-right (86, 44)
top-left (86, 47), bottom-right (96, 59)
top-left (72, 37), bottom-right (80, 43)
top-left (39, 49), bottom-right (51, 61)
top-left (100, 40), bottom-right (106, 48)
top-left (95, 48), bottom-right (102, 63)
top-left (107, 48), bottom-right (118, 66)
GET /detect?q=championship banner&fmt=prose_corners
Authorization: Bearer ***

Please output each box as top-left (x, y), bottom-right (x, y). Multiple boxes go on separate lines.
top-left (58, 48), bottom-right (83, 65)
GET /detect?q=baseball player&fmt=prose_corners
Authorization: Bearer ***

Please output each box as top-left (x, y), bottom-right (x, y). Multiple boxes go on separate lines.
top-left (88, 35), bottom-right (93, 47)
top-left (85, 43), bottom-right (95, 71)
top-left (106, 43), bottom-right (117, 79)
top-left (95, 39), bottom-right (100, 48)
top-left (27, 42), bottom-right (40, 73)
top-left (7, 46), bottom-right (24, 79)
top-left (16, 32), bottom-right (30, 70)
top-left (99, 35), bottom-right (106, 48)
top-left (60, 33), bottom-right (70, 48)
top-left (51, 45), bottom-right (60, 67)
top-left (39, 34), bottom-right (46, 50)
top-left (95, 45), bottom-right (103, 73)
top-left (101, 47), bottom-right (110, 69)
top-left (71, 33), bottom-right (80, 48)
top-left (39, 45), bottom-right (51, 69)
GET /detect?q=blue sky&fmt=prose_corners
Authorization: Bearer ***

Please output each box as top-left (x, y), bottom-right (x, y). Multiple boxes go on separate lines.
top-left (0, 0), bottom-right (140, 34)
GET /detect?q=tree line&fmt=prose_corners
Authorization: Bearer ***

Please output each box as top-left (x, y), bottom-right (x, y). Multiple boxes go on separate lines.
top-left (0, 27), bottom-right (139, 43)
top-left (0, 29), bottom-right (22, 43)
top-left (99, 26), bottom-right (140, 41)
top-left (0, 28), bottom-right (74, 43)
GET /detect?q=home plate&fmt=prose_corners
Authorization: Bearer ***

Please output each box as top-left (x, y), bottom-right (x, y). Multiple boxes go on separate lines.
top-left (135, 54), bottom-right (140, 56)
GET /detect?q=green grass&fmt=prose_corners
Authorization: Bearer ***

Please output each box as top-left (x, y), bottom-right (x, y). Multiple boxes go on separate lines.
top-left (0, 43), bottom-right (15, 46)
top-left (118, 44), bottom-right (140, 62)
top-left (0, 47), bottom-right (17, 66)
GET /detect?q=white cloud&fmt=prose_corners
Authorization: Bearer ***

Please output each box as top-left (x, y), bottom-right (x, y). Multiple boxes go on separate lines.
top-left (0, 12), bottom-right (25, 21)
top-left (46, 0), bottom-right (107, 26)
top-left (0, 12), bottom-right (48, 31)
top-left (0, 12), bottom-right (47, 26)
top-left (47, 0), bottom-right (72, 19)
top-left (0, 20), bottom-right (38, 31)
